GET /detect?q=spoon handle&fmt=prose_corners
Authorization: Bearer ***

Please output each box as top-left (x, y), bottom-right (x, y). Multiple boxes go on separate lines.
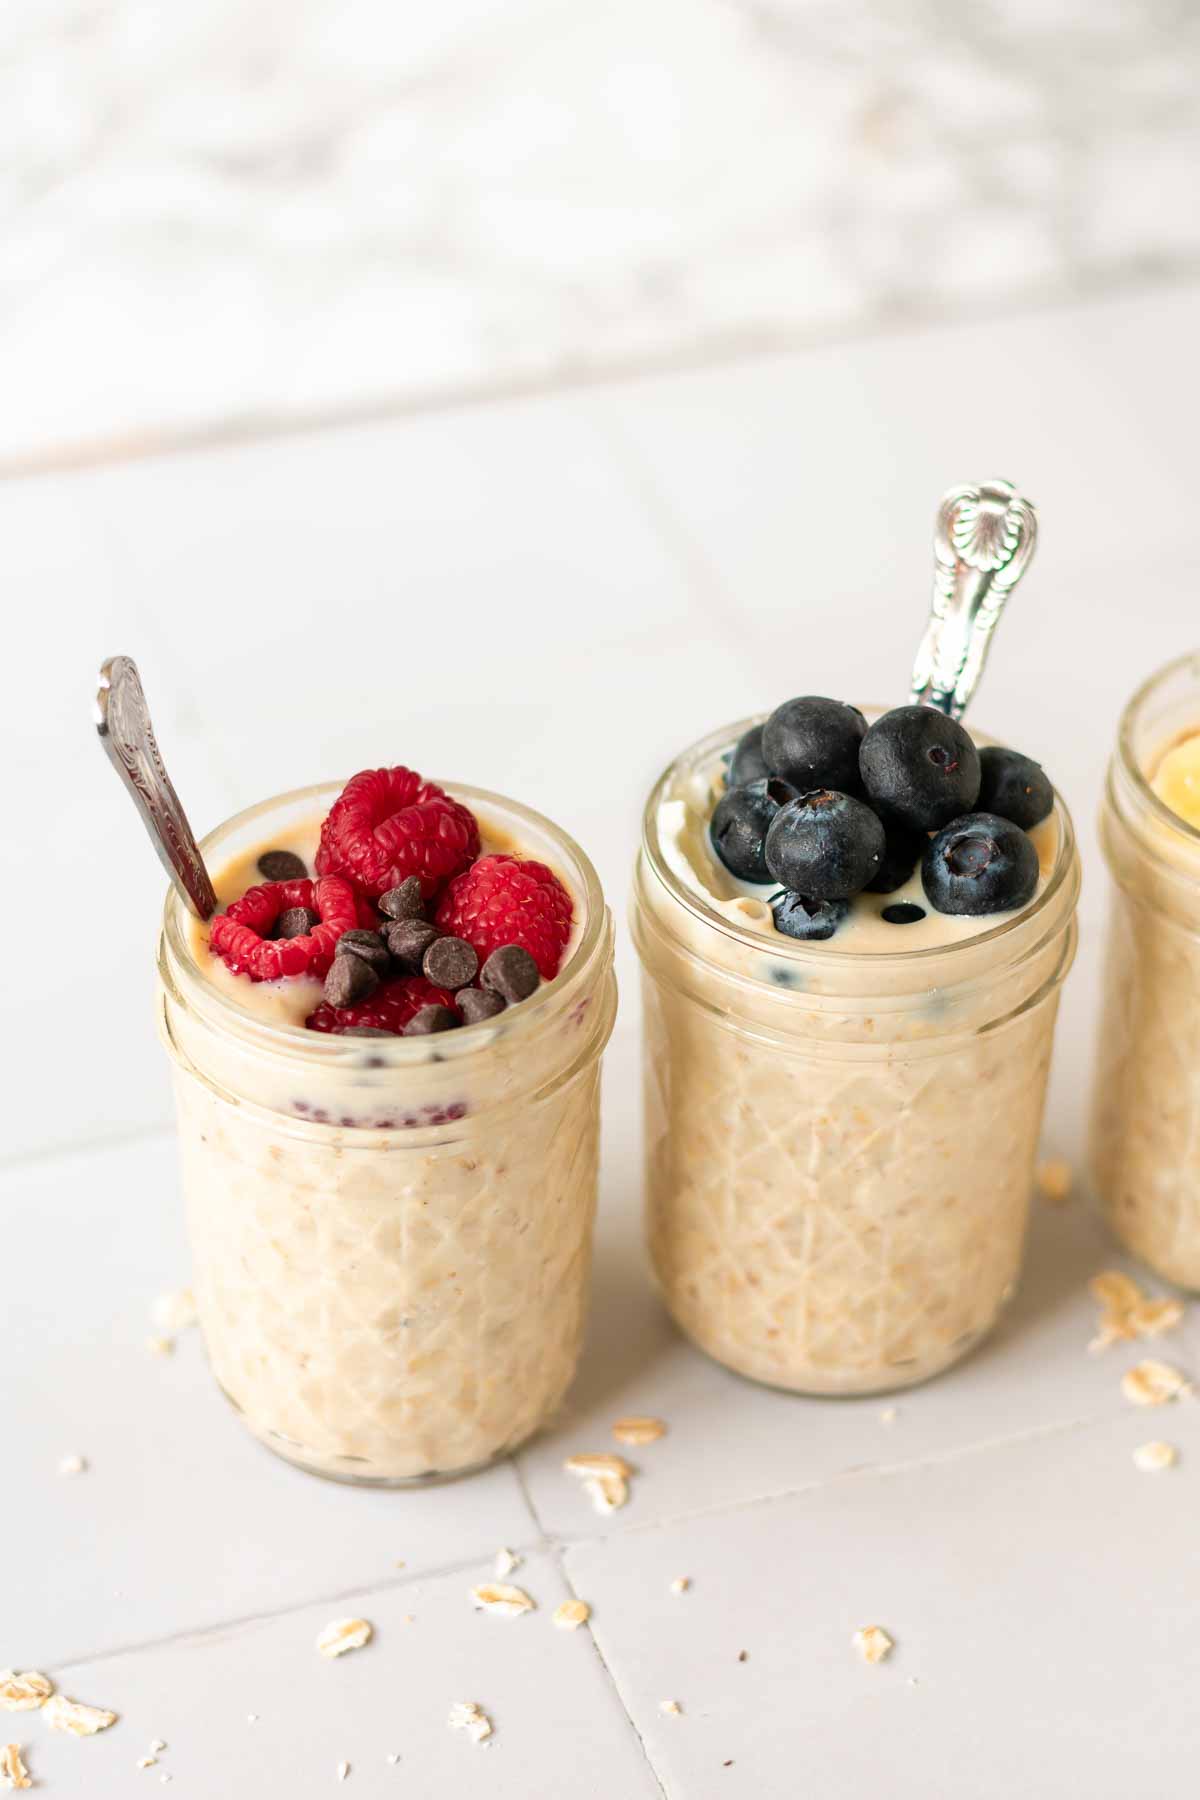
top-left (95, 655), bottom-right (218, 920)
top-left (909, 478), bottom-right (1038, 721)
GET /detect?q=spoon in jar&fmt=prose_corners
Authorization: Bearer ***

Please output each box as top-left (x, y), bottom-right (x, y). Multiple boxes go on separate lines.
top-left (95, 654), bottom-right (218, 919)
top-left (909, 478), bottom-right (1038, 723)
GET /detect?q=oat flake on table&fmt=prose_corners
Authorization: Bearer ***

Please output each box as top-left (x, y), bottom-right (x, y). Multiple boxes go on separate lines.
top-left (0, 1674), bottom-right (52, 1714)
top-left (151, 1288), bottom-right (197, 1333)
top-left (493, 1547), bottom-right (521, 1578)
top-left (1133, 1440), bottom-right (1178, 1472)
top-left (0, 1743), bottom-right (32, 1791)
top-left (1121, 1360), bottom-right (1189, 1407)
top-left (853, 1626), bottom-right (894, 1665)
top-left (42, 1693), bottom-right (118, 1736)
top-left (553, 1599), bottom-right (591, 1630)
top-left (315, 1618), bottom-right (373, 1658)
top-left (611, 1416), bottom-right (666, 1446)
top-left (1036, 1158), bottom-right (1073, 1203)
top-left (470, 1584), bottom-right (535, 1617)
top-left (448, 1702), bottom-right (492, 1743)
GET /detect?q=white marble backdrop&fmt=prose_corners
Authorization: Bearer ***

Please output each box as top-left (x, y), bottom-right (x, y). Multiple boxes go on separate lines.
top-left (2, 0), bottom-right (1199, 468)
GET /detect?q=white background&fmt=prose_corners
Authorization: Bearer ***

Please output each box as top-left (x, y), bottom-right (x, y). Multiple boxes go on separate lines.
top-left (5, 5), bottom-right (1200, 1795)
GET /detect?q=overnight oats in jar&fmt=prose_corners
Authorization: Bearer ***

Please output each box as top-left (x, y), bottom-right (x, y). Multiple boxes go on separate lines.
top-left (631, 482), bottom-right (1080, 1395)
top-left (157, 766), bottom-right (615, 1484)
top-left (1091, 653), bottom-right (1200, 1286)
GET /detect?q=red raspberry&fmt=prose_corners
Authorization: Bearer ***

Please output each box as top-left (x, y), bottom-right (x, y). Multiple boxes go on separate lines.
top-left (209, 876), bottom-right (359, 982)
top-left (306, 975), bottom-right (457, 1036)
top-left (435, 855), bottom-right (573, 980)
top-left (315, 767), bottom-right (480, 900)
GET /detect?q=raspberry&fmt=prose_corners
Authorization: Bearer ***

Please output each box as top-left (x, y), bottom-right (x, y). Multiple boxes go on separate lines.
top-left (209, 876), bottom-right (359, 981)
top-left (435, 855), bottom-right (573, 981)
top-left (316, 767), bottom-right (480, 900)
top-left (306, 975), bottom-right (457, 1036)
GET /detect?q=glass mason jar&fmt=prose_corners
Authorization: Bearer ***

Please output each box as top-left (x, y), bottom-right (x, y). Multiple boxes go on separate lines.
top-left (158, 781), bottom-right (616, 1485)
top-left (1091, 653), bottom-right (1200, 1287)
top-left (631, 718), bottom-right (1080, 1396)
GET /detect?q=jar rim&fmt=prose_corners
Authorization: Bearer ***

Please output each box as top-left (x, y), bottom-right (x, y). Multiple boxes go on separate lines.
top-left (640, 712), bottom-right (1079, 973)
top-left (161, 778), bottom-right (609, 1068)
top-left (1115, 650), bottom-right (1200, 851)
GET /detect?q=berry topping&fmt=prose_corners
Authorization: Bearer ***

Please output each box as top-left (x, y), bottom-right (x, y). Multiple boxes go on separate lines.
top-left (257, 849), bottom-right (308, 883)
top-left (315, 766), bottom-right (480, 900)
top-left (458, 986), bottom-right (507, 1024)
top-left (882, 902), bottom-right (926, 925)
top-left (976, 745), bottom-right (1053, 830)
top-left (210, 876), bottom-right (359, 981)
top-left (435, 855), bottom-right (573, 981)
top-left (864, 822), bottom-right (927, 895)
top-left (481, 944), bottom-right (541, 1003)
top-left (771, 892), bottom-right (849, 941)
top-left (859, 706), bottom-right (981, 831)
top-left (921, 812), bottom-right (1039, 916)
top-left (762, 697), bottom-right (867, 794)
top-left (406, 1004), bottom-right (461, 1036)
top-left (764, 790), bottom-right (885, 900)
top-left (306, 975), bottom-right (457, 1036)
top-left (423, 935), bottom-right (479, 991)
top-left (728, 724), bottom-right (770, 787)
top-left (710, 778), bottom-right (796, 883)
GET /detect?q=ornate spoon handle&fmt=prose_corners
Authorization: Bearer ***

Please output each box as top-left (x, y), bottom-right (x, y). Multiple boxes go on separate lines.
top-left (909, 478), bottom-right (1038, 720)
top-left (95, 655), bottom-right (218, 920)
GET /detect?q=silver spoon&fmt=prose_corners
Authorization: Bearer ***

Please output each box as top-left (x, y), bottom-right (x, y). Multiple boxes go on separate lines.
top-left (95, 655), bottom-right (218, 920)
top-left (909, 478), bottom-right (1038, 721)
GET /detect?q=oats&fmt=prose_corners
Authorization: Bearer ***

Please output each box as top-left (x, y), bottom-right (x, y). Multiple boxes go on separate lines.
top-left (337, 1761), bottom-right (350, 1781)
top-left (42, 1693), bottom-right (118, 1736)
top-left (553, 1599), bottom-right (590, 1630)
top-left (852, 1625), bottom-right (893, 1665)
top-left (583, 1472), bottom-right (628, 1514)
top-left (469, 1584), bottom-right (534, 1618)
top-left (138, 1755), bottom-right (158, 1769)
top-left (1090, 1273), bottom-right (1185, 1352)
top-left (150, 1740), bottom-right (166, 1754)
top-left (145, 1335), bottom-right (175, 1358)
top-left (247, 1715), bottom-right (259, 1724)
top-left (1133, 1440), bottom-right (1178, 1472)
top-left (1036, 1158), bottom-right (1073, 1203)
top-left (493, 1548), bottom-right (521, 1579)
top-left (670, 1577), bottom-right (690, 1594)
top-left (564, 1452), bottom-right (633, 1481)
top-left (659, 1700), bottom-right (682, 1715)
top-left (1132, 1297), bottom-right (1185, 1337)
top-left (386, 1753), bottom-right (400, 1765)
top-left (152, 1288), bottom-right (197, 1333)
top-left (161, 1778), bottom-right (172, 1787)
top-left (1090, 1270), bottom-right (1143, 1314)
top-left (58, 1454), bottom-right (87, 1477)
top-left (316, 1618), bottom-right (373, 1658)
top-left (879, 1407), bottom-right (897, 1425)
top-left (448, 1702), bottom-right (492, 1743)
top-left (0, 1674), bottom-right (52, 1713)
top-left (1121, 1360), bottom-right (1189, 1407)
top-left (611, 1416), bottom-right (666, 1447)
top-left (0, 1744), bottom-right (32, 1791)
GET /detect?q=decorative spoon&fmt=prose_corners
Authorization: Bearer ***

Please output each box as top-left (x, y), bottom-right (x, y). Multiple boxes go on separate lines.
top-left (95, 655), bottom-right (218, 920)
top-left (909, 478), bottom-right (1038, 721)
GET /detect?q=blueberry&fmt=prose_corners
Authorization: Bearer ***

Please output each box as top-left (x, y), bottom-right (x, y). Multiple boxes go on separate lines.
top-left (860, 705), bottom-right (981, 831)
top-left (729, 723), bottom-right (769, 786)
top-left (710, 778), bottom-right (795, 882)
top-left (977, 745), bottom-right (1053, 830)
top-left (921, 812), bottom-right (1039, 916)
top-left (864, 822), bottom-right (926, 894)
top-left (765, 789), bottom-right (885, 900)
top-left (771, 891), bottom-right (849, 941)
top-left (762, 697), bottom-right (867, 793)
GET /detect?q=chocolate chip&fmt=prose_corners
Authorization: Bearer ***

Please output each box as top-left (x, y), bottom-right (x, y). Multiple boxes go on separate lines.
top-left (276, 906), bottom-right (320, 939)
top-left (385, 919), bottom-right (439, 970)
top-left (457, 986), bottom-right (506, 1025)
top-left (257, 849), bottom-right (308, 882)
top-left (342, 1025), bottom-right (393, 1038)
top-left (403, 1004), bottom-right (461, 1036)
top-left (335, 928), bottom-right (391, 972)
top-left (378, 877), bottom-right (426, 921)
top-left (323, 953), bottom-right (379, 1009)
top-left (481, 944), bottom-right (540, 1004)
top-left (423, 935), bottom-right (479, 991)
top-left (881, 903), bottom-right (926, 925)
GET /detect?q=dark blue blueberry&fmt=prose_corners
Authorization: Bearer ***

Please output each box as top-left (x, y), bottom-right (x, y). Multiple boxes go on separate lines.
top-left (765, 789), bottom-right (885, 900)
top-left (977, 745), bottom-right (1053, 830)
top-left (921, 812), bottom-right (1039, 916)
top-left (710, 777), bottom-right (795, 882)
top-left (881, 902), bottom-right (926, 925)
top-left (771, 891), bottom-right (849, 941)
top-left (860, 706), bottom-right (981, 831)
top-left (729, 723), bottom-right (770, 786)
top-left (864, 822), bottom-right (927, 894)
top-left (762, 697), bottom-right (867, 794)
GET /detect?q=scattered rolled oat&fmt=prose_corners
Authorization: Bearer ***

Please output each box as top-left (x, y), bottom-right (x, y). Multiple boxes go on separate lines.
top-left (469, 1584), bottom-right (535, 1618)
top-left (879, 1407), bottom-right (898, 1426)
top-left (493, 1548), bottom-right (521, 1579)
top-left (316, 1618), bottom-right (373, 1658)
top-left (151, 1289), bottom-right (197, 1333)
top-left (583, 1472), bottom-right (628, 1515)
top-left (448, 1701), bottom-right (492, 1744)
top-left (611, 1416), bottom-right (666, 1447)
top-left (0, 1744), bottom-right (32, 1791)
top-left (137, 1755), bottom-right (158, 1769)
top-left (564, 1453), bottom-right (633, 1481)
top-left (553, 1599), bottom-right (591, 1631)
top-left (247, 1715), bottom-right (258, 1724)
top-left (42, 1693), bottom-right (118, 1736)
top-left (1036, 1158), bottom-right (1073, 1203)
top-left (160, 1778), bottom-right (172, 1787)
top-left (670, 1577), bottom-right (690, 1595)
top-left (1133, 1440), bottom-right (1178, 1472)
top-left (1121, 1360), bottom-right (1189, 1407)
top-left (0, 1674), bottom-right (52, 1713)
top-left (1090, 1271), bottom-right (1186, 1350)
top-left (659, 1700), bottom-right (682, 1716)
top-left (145, 1335), bottom-right (175, 1358)
top-left (57, 1454), bottom-right (87, 1477)
top-left (852, 1626), bottom-right (894, 1665)
top-left (150, 1740), bottom-right (166, 1754)
top-left (386, 1753), bottom-right (400, 1765)
top-left (337, 1759), bottom-right (350, 1781)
